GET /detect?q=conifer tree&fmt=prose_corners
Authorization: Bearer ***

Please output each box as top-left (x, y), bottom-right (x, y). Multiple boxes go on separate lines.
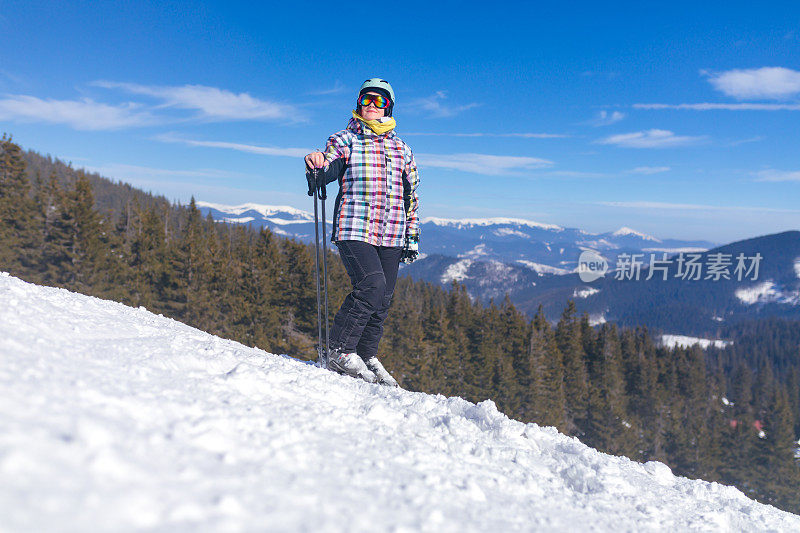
top-left (67, 172), bottom-right (105, 293)
top-left (556, 301), bottom-right (589, 435)
top-left (382, 277), bottom-right (427, 389)
top-left (251, 228), bottom-right (286, 348)
top-left (680, 345), bottom-right (712, 477)
top-left (38, 172), bottom-right (72, 284)
top-left (758, 385), bottom-right (800, 508)
top-left (526, 306), bottom-right (567, 429)
top-left (629, 330), bottom-right (666, 461)
top-left (0, 135), bottom-right (38, 272)
top-left (585, 323), bottom-right (632, 455)
top-left (131, 202), bottom-right (170, 310)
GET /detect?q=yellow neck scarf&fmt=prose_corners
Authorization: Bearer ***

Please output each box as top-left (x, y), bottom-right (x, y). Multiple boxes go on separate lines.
top-left (353, 110), bottom-right (396, 135)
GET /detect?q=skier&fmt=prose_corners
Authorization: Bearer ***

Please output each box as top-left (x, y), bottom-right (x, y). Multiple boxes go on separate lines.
top-left (304, 78), bottom-right (420, 387)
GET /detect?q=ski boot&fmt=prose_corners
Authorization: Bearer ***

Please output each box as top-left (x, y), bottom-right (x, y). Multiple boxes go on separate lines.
top-left (364, 356), bottom-right (399, 388)
top-left (327, 349), bottom-right (377, 383)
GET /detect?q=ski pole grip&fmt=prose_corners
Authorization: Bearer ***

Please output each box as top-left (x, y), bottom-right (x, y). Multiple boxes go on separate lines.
top-left (306, 168), bottom-right (317, 196)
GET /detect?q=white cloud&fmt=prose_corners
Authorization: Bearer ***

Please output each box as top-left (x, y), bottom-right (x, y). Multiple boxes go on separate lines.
top-left (755, 169), bottom-right (800, 182)
top-left (94, 81), bottom-right (299, 121)
top-left (541, 170), bottom-right (608, 178)
top-left (628, 166), bottom-right (671, 175)
top-left (634, 102), bottom-right (800, 111)
top-left (418, 153), bottom-right (554, 175)
top-left (403, 132), bottom-right (568, 138)
top-left (82, 163), bottom-right (257, 182)
top-left (0, 69), bottom-right (23, 84)
top-left (728, 136), bottom-right (764, 146)
top-left (307, 80), bottom-right (347, 95)
top-left (407, 91), bottom-right (480, 118)
top-left (597, 200), bottom-right (800, 213)
top-left (155, 134), bottom-right (310, 157)
top-left (591, 110), bottom-right (626, 126)
top-left (597, 129), bottom-right (707, 148)
top-left (0, 95), bottom-right (156, 130)
top-left (704, 67), bottom-right (800, 100)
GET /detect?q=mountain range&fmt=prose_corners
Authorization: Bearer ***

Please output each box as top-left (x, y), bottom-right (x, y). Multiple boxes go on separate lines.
top-left (197, 201), bottom-right (714, 271)
top-left (199, 202), bottom-right (800, 337)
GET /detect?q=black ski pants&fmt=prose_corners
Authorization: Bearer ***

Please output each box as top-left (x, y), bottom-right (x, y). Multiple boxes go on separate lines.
top-left (330, 240), bottom-right (403, 360)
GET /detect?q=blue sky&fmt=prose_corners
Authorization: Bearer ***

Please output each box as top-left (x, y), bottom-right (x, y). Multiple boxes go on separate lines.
top-left (1, 1), bottom-right (799, 243)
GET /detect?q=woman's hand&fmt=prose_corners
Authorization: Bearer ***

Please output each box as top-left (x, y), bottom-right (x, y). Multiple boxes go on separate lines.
top-left (305, 151), bottom-right (325, 169)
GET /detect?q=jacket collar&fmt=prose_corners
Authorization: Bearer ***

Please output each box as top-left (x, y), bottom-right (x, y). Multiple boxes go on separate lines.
top-left (347, 117), bottom-right (395, 139)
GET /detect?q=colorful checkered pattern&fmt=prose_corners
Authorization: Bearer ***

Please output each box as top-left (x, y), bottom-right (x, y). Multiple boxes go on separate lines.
top-left (323, 117), bottom-right (420, 248)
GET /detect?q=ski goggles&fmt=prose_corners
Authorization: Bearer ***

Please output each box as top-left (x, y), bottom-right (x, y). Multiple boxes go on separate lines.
top-left (358, 93), bottom-right (390, 109)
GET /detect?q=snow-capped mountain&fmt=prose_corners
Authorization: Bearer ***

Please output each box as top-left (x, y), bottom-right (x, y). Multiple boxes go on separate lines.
top-left (197, 201), bottom-right (713, 270)
top-left (612, 226), bottom-right (660, 241)
top-left (197, 201), bottom-right (320, 239)
top-left (197, 201), bottom-right (314, 223)
top-left (2, 272), bottom-right (799, 531)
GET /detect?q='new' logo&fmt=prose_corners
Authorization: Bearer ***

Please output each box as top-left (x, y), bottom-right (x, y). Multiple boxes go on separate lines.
top-left (578, 249), bottom-right (608, 283)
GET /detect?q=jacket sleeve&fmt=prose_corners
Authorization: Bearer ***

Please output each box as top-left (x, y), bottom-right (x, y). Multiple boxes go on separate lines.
top-left (319, 130), bottom-right (351, 185)
top-left (401, 143), bottom-right (420, 241)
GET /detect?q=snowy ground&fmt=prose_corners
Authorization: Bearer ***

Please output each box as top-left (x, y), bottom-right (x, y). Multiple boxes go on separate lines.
top-left (1, 273), bottom-right (799, 532)
top-left (660, 334), bottom-right (732, 350)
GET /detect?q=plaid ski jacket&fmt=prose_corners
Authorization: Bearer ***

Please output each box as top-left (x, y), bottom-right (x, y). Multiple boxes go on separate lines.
top-left (321, 117), bottom-right (420, 248)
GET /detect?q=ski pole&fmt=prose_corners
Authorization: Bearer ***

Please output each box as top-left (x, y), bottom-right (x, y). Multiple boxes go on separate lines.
top-left (308, 168), bottom-right (325, 367)
top-left (319, 176), bottom-right (330, 366)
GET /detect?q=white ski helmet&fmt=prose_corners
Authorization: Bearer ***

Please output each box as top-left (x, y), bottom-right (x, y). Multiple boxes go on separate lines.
top-left (358, 78), bottom-right (395, 116)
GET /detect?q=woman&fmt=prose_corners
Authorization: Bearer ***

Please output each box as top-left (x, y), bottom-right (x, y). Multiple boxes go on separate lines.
top-left (304, 78), bottom-right (420, 387)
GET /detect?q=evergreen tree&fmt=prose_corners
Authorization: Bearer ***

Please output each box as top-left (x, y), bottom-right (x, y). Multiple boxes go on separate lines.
top-left (67, 172), bottom-right (105, 293)
top-left (757, 385), bottom-right (800, 508)
top-left (556, 301), bottom-right (588, 435)
top-left (38, 172), bottom-right (72, 284)
top-left (585, 323), bottom-right (632, 455)
top-left (526, 306), bottom-right (567, 429)
top-left (0, 135), bottom-right (38, 272)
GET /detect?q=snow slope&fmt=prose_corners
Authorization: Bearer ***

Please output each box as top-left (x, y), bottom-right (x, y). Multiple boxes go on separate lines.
top-left (1, 273), bottom-right (798, 532)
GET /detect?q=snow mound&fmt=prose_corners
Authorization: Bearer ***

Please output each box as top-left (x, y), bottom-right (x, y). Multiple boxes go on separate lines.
top-left (661, 334), bottom-right (731, 350)
top-left (735, 281), bottom-right (779, 304)
top-left (516, 260), bottom-right (571, 275)
top-left (459, 243), bottom-right (489, 259)
top-left (441, 258), bottom-right (473, 283)
top-left (577, 238), bottom-right (620, 250)
top-left (589, 314), bottom-right (607, 326)
top-left (573, 287), bottom-right (600, 299)
top-left (1, 273), bottom-right (798, 532)
top-left (493, 227), bottom-right (530, 239)
top-left (795, 258), bottom-right (800, 280)
top-left (222, 216), bottom-right (255, 224)
top-left (735, 281), bottom-right (800, 306)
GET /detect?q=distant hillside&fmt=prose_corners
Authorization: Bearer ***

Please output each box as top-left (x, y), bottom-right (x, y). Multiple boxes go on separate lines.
top-left (526, 230), bottom-right (800, 336)
top-left (21, 149), bottom-right (186, 232)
